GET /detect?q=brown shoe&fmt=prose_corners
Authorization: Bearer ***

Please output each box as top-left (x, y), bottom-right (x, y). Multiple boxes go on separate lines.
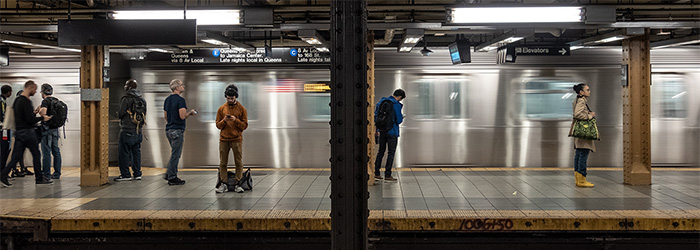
top-left (374, 175), bottom-right (383, 180)
top-left (384, 176), bottom-right (397, 181)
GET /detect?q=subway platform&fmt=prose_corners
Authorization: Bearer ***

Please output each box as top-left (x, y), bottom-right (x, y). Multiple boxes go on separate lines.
top-left (1, 167), bottom-right (699, 249)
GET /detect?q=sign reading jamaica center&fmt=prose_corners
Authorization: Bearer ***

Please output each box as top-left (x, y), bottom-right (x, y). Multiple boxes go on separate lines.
top-left (151, 48), bottom-right (331, 64)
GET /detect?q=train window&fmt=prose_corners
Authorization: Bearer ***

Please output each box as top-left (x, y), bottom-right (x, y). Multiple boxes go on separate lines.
top-left (653, 76), bottom-right (686, 118)
top-left (199, 82), bottom-right (257, 122)
top-left (299, 93), bottom-right (330, 121)
top-left (520, 79), bottom-right (579, 120)
top-left (413, 81), bottom-right (437, 119)
top-left (444, 80), bottom-right (469, 119)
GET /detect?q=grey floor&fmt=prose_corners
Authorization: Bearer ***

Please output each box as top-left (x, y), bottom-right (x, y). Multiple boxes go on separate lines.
top-left (1, 168), bottom-right (699, 211)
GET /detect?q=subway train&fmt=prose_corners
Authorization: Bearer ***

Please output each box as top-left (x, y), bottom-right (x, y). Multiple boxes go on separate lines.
top-left (0, 47), bottom-right (698, 168)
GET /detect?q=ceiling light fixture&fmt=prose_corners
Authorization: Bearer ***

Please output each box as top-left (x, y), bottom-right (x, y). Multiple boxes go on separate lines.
top-left (474, 29), bottom-right (533, 52)
top-left (202, 31), bottom-right (255, 52)
top-left (651, 34), bottom-right (700, 49)
top-left (450, 7), bottom-right (583, 23)
top-left (298, 29), bottom-right (330, 52)
top-left (113, 10), bottom-right (241, 25)
top-left (568, 28), bottom-right (645, 47)
top-left (397, 28), bottom-right (423, 53)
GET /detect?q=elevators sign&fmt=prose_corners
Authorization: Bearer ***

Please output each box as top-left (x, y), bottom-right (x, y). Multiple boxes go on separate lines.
top-left (515, 45), bottom-right (570, 56)
top-left (148, 48), bottom-right (330, 64)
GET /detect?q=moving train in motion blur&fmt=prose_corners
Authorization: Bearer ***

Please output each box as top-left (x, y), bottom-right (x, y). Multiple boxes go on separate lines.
top-left (1, 47), bottom-right (698, 168)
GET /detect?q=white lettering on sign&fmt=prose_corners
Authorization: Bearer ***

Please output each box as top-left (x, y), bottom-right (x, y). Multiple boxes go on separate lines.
top-left (521, 47), bottom-right (549, 54)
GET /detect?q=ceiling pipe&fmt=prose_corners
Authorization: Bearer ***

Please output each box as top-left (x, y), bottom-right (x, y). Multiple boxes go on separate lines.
top-left (373, 29), bottom-right (395, 45)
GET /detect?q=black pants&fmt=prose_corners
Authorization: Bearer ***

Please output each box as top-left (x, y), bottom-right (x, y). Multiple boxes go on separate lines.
top-left (0, 133), bottom-right (9, 173)
top-left (1, 129), bottom-right (42, 182)
top-left (374, 132), bottom-right (398, 177)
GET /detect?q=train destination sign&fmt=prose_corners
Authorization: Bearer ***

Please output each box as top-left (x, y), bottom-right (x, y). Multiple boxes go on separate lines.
top-left (148, 47), bottom-right (331, 64)
top-left (515, 45), bottom-right (570, 56)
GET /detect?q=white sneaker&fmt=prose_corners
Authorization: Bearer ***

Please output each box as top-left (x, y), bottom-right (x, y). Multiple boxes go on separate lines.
top-left (215, 183), bottom-right (228, 193)
top-left (233, 185), bottom-right (244, 193)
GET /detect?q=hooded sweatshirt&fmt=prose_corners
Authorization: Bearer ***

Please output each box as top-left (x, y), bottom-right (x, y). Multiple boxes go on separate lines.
top-left (216, 101), bottom-right (248, 142)
top-left (118, 89), bottom-right (147, 133)
top-left (374, 96), bottom-right (404, 137)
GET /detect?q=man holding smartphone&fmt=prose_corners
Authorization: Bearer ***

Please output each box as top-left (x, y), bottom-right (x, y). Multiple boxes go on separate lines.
top-left (214, 84), bottom-right (248, 193)
top-left (163, 79), bottom-right (197, 185)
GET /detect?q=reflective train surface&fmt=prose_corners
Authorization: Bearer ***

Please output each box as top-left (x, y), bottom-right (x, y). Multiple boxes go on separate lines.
top-left (1, 47), bottom-right (698, 168)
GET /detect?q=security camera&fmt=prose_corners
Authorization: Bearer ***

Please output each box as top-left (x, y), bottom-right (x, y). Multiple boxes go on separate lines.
top-left (420, 46), bottom-right (433, 56)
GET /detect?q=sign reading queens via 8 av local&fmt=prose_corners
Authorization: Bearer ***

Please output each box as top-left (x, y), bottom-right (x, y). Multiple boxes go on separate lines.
top-left (148, 47), bottom-right (331, 64)
top-left (515, 45), bottom-right (570, 56)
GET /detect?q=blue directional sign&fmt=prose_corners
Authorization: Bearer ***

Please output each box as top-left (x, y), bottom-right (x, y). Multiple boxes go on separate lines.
top-left (212, 49), bottom-right (220, 57)
top-left (290, 48), bottom-right (298, 57)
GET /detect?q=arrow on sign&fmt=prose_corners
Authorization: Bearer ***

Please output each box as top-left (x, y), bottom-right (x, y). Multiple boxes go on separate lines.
top-left (559, 48), bottom-right (567, 55)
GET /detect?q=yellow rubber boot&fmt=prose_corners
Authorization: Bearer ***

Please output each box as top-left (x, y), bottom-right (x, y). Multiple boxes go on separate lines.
top-left (574, 172), bottom-right (581, 186)
top-left (575, 172), bottom-right (594, 188)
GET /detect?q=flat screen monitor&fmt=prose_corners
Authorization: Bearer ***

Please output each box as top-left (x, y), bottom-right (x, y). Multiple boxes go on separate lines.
top-left (448, 39), bottom-right (471, 64)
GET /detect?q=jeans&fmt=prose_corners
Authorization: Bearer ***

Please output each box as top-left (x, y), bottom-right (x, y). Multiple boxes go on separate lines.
top-left (41, 128), bottom-right (62, 179)
top-left (219, 140), bottom-right (243, 183)
top-left (375, 132), bottom-right (398, 177)
top-left (118, 131), bottom-right (143, 178)
top-left (1, 129), bottom-right (42, 182)
top-left (165, 129), bottom-right (184, 180)
top-left (574, 148), bottom-right (591, 177)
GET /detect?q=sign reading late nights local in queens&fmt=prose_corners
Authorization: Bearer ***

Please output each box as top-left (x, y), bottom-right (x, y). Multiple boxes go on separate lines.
top-left (148, 47), bottom-right (331, 64)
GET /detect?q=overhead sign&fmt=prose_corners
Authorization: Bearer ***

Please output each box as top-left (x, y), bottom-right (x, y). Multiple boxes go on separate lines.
top-left (147, 47), bottom-right (330, 64)
top-left (515, 45), bottom-right (570, 56)
top-left (58, 19), bottom-right (197, 46)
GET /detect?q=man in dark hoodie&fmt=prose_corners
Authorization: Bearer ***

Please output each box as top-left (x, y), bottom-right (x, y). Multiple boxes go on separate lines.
top-left (1, 80), bottom-right (51, 187)
top-left (114, 79), bottom-right (147, 181)
top-left (374, 89), bottom-right (405, 181)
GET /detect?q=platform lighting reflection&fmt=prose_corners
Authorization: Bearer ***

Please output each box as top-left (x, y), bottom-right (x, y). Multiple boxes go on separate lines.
top-left (2, 40), bottom-right (81, 52)
top-left (202, 39), bottom-right (228, 46)
top-left (112, 10), bottom-right (241, 25)
top-left (450, 7), bottom-right (583, 23)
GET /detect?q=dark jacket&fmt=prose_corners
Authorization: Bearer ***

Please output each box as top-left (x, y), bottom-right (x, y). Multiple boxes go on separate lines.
top-left (13, 95), bottom-right (42, 131)
top-left (374, 96), bottom-right (404, 137)
top-left (119, 89), bottom-right (146, 133)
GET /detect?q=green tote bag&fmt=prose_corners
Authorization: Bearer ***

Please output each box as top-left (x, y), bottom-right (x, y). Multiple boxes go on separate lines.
top-left (571, 118), bottom-right (600, 140)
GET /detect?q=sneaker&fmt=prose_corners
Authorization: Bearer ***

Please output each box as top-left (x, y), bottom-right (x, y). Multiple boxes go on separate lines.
top-left (374, 175), bottom-right (383, 180)
top-left (215, 183), bottom-right (228, 193)
top-left (133, 176), bottom-right (142, 180)
top-left (114, 176), bottom-right (132, 182)
top-left (11, 169), bottom-right (25, 178)
top-left (21, 167), bottom-right (33, 175)
top-left (233, 185), bottom-right (244, 193)
top-left (384, 176), bottom-right (397, 181)
top-left (36, 179), bottom-right (53, 185)
top-left (51, 175), bottom-right (60, 179)
top-left (168, 177), bottom-right (186, 185)
top-left (1, 179), bottom-right (12, 187)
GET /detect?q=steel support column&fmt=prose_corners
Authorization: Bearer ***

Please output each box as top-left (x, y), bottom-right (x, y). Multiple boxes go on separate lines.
top-left (622, 29), bottom-right (652, 186)
top-left (330, 0), bottom-right (369, 249)
top-left (79, 45), bottom-right (109, 187)
top-left (367, 31), bottom-right (376, 186)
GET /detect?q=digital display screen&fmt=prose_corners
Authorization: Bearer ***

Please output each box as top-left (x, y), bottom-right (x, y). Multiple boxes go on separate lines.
top-left (0, 45), bottom-right (8, 67)
top-left (449, 43), bottom-right (461, 64)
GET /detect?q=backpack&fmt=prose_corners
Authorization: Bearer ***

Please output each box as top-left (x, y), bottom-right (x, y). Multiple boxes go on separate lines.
top-left (126, 96), bottom-right (146, 133)
top-left (227, 168), bottom-right (253, 190)
top-left (375, 99), bottom-right (395, 132)
top-left (46, 97), bottom-right (68, 128)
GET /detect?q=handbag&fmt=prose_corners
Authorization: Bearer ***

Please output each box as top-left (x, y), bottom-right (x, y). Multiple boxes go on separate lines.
top-left (571, 118), bottom-right (600, 140)
top-left (2, 105), bottom-right (15, 131)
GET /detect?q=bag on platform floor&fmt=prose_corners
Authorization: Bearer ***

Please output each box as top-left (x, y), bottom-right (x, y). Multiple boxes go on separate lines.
top-left (227, 168), bottom-right (253, 190)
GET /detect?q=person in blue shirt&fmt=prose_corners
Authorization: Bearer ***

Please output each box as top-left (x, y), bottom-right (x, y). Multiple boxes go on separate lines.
top-left (162, 79), bottom-right (197, 185)
top-left (374, 89), bottom-right (405, 181)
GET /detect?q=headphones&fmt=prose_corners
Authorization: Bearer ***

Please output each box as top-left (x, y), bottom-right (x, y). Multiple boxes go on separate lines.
top-left (225, 84), bottom-right (238, 98)
top-left (41, 84), bottom-right (53, 95)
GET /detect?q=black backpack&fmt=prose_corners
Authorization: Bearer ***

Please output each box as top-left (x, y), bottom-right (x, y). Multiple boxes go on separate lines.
top-left (227, 168), bottom-right (253, 190)
top-left (46, 97), bottom-right (68, 128)
top-left (126, 96), bottom-right (146, 132)
top-left (375, 99), bottom-right (395, 132)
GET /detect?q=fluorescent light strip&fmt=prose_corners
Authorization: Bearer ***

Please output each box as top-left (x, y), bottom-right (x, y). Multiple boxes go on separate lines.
top-left (301, 37), bottom-right (322, 45)
top-left (403, 37), bottom-right (420, 44)
top-left (399, 47), bottom-right (413, 52)
top-left (202, 39), bottom-right (228, 46)
top-left (653, 39), bottom-right (700, 49)
top-left (451, 7), bottom-right (583, 23)
top-left (2, 40), bottom-right (80, 52)
top-left (113, 10), bottom-right (241, 25)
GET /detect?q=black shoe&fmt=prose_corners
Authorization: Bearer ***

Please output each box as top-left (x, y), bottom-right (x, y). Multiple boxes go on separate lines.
top-left (374, 175), bottom-right (383, 180)
top-left (1, 179), bottom-right (12, 187)
top-left (11, 169), bottom-right (25, 178)
top-left (168, 177), bottom-right (186, 185)
top-left (384, 176), bottom-right (397, 181)
top-left (36, 179), bottom-right (53, 185)
top-left (21, 167), bottom-right (33, 175)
